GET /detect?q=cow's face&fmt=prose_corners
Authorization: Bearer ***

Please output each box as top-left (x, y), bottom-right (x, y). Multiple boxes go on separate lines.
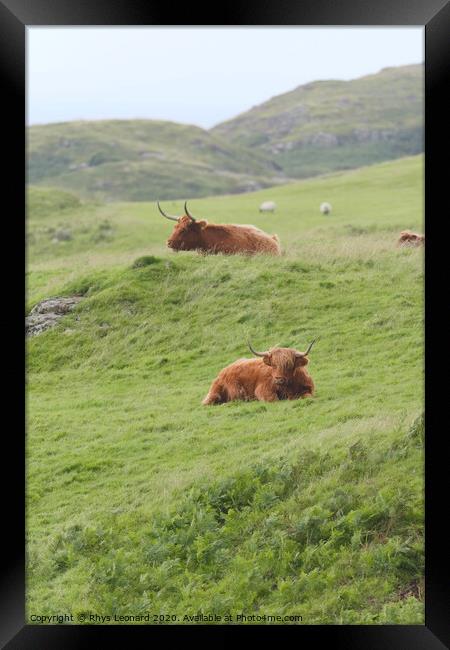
top-left (248, 339), bottom-right (317, 386)
top-left (167, 216), bottom-right (208, 251)
top-left (263, 348), bottom-right (308, 386)
top-left (158, 202), bottom-right (208, 251)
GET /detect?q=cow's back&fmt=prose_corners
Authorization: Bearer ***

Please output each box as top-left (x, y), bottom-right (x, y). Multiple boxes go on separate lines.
top-left (216, 357), bottom-right (268, 396)
top-left (397, 230), bottom-right (425, 247)
top-left (226, 224), bottom-right (281, 254)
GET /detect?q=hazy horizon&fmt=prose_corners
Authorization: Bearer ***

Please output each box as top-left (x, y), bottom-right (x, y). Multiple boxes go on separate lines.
top-left (28, 27), bottom-right (423, 129)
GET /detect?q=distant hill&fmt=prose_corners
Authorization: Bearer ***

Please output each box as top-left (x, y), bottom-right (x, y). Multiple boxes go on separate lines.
top-left (27, 120), bottom-right (286, 202)
top-left (211, 64), bottom-right (423, 178)
top-left (27, 64), bottom-right (423, 201)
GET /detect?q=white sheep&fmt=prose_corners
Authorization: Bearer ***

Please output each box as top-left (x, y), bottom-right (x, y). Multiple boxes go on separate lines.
top-left (259, 201), bottom-right (277, 213)
top-left (320, 202), bottom-right (332, 215)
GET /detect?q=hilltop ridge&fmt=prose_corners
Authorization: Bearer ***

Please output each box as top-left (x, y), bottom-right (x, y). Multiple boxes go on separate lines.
top-left (211, 64), bottom-right (423, 178)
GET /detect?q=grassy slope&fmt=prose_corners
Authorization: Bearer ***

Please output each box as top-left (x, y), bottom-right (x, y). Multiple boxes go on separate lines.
top-left (27, 120), bottom-right (285, 202)
top-left (27, 155), bottom-right (424, 623)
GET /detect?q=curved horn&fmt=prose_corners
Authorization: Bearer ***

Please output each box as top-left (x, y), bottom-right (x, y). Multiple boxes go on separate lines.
top-left (157, 201), bottom-right (179, 222)
top-left (303, 337), bottom-right (318, 356)
top-left (248, 340), bottom-right (267, 357)
top-left (184, 201), bottom-right (196, 222)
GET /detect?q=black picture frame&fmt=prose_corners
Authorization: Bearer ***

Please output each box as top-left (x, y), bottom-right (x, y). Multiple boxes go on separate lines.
top-left (2, 0), bottom-right (449, 647)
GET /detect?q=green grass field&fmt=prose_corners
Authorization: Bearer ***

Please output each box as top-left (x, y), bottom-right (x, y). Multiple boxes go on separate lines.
top-left (26, 155), bottom-right (424, 624)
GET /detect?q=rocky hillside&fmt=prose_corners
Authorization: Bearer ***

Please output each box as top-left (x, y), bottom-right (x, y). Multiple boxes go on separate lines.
top-left (212, 64), bottom-right (423, 178)
top-left (27, 64), bottom-right (423, 201)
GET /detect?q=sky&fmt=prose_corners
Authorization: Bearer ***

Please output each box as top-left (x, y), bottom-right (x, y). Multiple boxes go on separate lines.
top-left (27, 27), bottom-right (423, 129)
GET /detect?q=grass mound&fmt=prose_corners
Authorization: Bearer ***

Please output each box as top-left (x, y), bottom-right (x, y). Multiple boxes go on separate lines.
top-left (28, 421), bottom-right (423, 623)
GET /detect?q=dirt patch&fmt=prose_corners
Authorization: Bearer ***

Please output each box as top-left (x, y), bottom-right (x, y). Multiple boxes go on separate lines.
top-left (398, 579), bottom-right (423, 601)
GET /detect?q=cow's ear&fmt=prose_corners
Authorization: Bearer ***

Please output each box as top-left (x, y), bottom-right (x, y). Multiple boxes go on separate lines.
top-left (263, 354), bottom-right (272, 366)
top-left (295, 354), bottom-right (308, 367)
top-left (198, 220), bottom-right (208, 229)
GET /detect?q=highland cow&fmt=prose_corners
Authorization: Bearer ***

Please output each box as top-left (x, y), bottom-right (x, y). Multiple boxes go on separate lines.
top-left (397, 230), bottom-right (425, 247)
top-left (157, 201), bottom-right (281, 255)
top-left (202, 339), bottom-right (317, 405)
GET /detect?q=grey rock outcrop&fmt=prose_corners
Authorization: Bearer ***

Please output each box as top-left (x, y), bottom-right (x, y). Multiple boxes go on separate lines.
top-left (53, 228), bottom-right (72, 242)
top-left (26, 296), bottom-right (83, 337)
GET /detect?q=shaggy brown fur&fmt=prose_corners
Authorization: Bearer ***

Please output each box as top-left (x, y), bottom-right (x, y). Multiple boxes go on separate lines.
top-left (397, 230), bottom-right (425, 247)
top-left (202, 346), bottom-right (315, 405)
top-left (167, 216), bottom-right (281, 255)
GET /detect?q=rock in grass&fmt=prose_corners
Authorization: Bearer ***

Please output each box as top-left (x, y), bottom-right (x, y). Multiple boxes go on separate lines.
top-left (53, 229), bottom-right (72, 241)
top-left (26, 296), bottom-right (83, 337)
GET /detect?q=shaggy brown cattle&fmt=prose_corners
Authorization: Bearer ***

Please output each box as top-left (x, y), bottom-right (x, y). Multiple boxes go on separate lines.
top-left (397, 230), bottom-right (425, 247)
top-left (157, 201), bottom-right (281, 255)
top-left (202, 339), bottom-right (317, 405)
